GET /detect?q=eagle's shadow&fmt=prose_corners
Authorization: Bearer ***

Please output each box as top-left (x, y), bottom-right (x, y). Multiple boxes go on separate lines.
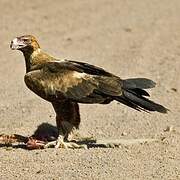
top-left (32, 122), bottom-right (98, 147)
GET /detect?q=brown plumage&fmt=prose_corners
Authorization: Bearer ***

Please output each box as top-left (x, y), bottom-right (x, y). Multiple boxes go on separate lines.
top-left (10, 35), bottom-right (168, 148)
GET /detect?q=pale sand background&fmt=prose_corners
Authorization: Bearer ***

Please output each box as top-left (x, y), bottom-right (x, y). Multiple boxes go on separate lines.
top-left (0, 0), bottom-right (180, 179)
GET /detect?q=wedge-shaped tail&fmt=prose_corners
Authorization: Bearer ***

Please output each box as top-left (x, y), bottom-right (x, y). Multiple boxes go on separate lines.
top-left (115, 78), bottom-right (168, 113)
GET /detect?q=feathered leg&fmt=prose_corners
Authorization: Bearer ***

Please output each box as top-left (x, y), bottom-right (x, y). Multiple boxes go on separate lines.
top-left (45, 100), bottom-right (86, 149)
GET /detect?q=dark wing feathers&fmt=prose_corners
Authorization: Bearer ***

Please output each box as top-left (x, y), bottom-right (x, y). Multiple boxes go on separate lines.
top-left (43, 60), bottom-right (113, 76)
top-left (94, 76), bottom-right (122, 96)
top-left (25, 60), bottom-right (121, 103)
top-left (67, 60), bottom-right (113, 76)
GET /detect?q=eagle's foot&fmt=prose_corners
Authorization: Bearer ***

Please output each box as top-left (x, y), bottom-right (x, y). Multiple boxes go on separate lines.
top-left (56, 140), bottom-right (87, 149)
top-left (44, 136), bottom-right (87, 149)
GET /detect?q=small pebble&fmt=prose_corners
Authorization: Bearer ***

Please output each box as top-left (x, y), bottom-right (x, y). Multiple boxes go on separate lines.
top-left (124, 28), bottom-right (132, 32)
top-left (171, 88), bottom-right (177, 92)
top-left (121, 132), bottom-right (127, 136)
top-left (36, 170), bottom-right (41, 174)
top-left (66, 37), bottom-right (72, 41)
top-left (163, 126), bottom-right (175, 132)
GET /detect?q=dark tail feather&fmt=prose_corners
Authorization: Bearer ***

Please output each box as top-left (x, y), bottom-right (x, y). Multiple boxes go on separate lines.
top-left (115, 78), bottom-right (168, 113)
top-left (123, 78), bottom-right (156, 89)
top-left (115, 96), bottom-right (148, 112)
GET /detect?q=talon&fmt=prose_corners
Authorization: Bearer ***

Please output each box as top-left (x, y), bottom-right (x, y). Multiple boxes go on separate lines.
top-left (44, 139), bottom-right (87, 149)
top-left (44, 141), bottom-right (57, 148)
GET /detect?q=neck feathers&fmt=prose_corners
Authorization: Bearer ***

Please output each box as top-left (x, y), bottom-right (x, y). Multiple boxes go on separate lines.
top-left (23, 48), bottom-right (54, 73)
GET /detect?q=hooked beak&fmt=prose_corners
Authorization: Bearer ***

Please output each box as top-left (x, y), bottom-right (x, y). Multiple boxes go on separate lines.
top-left (10, 37), bottom-right (26, 50)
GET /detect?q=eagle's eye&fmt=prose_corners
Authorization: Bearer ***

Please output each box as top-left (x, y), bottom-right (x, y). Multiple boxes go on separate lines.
top-left (23, 38), bottom-right (30, 43)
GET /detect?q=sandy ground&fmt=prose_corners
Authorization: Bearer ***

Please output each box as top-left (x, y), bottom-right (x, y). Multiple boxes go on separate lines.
top-left (0, 0), bottom-right (180, 179)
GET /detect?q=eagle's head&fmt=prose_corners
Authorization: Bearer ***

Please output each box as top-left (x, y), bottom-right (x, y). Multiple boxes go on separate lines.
top-left (10, 35), bottom-right (40, 52)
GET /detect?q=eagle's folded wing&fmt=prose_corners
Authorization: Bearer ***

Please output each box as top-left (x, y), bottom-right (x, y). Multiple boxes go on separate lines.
top-left (24, 61), bottom-right (122, 103)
